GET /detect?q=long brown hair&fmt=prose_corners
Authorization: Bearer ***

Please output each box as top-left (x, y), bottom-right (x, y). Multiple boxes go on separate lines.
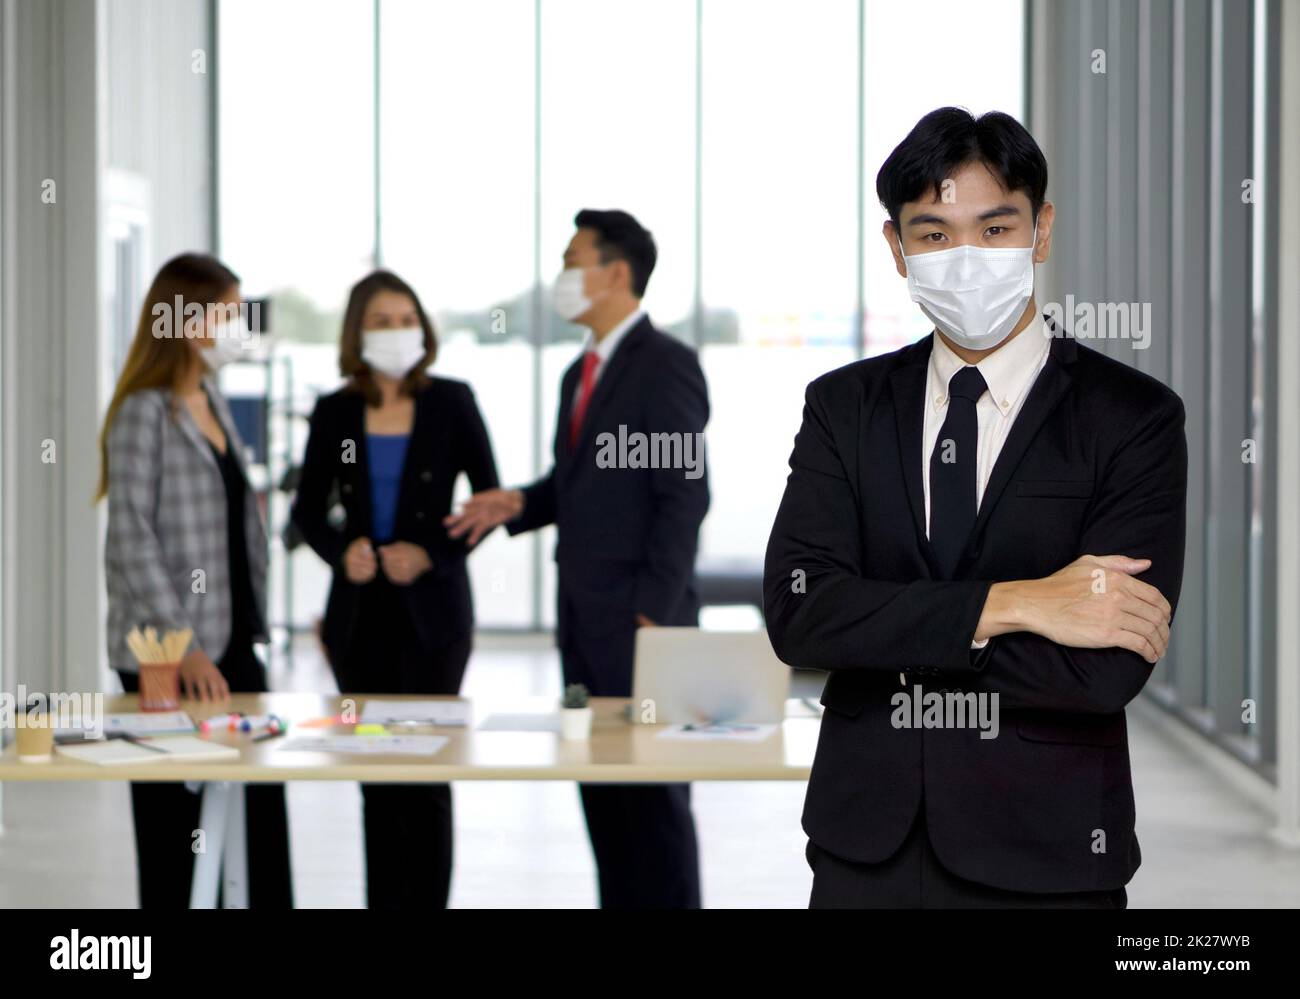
top-left (340, 270), bottom-right (438, 406)
top-left (95, 253), bottom-right (240, 501)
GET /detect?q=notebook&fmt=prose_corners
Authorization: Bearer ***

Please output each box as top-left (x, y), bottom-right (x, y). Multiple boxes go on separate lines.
top-left (56, 736), bottom-right (240, 766)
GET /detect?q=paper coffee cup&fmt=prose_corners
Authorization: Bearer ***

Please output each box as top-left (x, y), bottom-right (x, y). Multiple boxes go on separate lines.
top-left (15, 709), bottom-right (54, 762)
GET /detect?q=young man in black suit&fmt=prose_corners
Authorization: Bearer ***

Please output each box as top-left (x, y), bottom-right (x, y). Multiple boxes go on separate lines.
top-left (446, 209), bottom-right (710, 908)
top-left (764, 108), bottom-right (1187, 908)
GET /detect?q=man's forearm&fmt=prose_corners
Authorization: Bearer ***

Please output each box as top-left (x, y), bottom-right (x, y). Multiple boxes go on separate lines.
top-left (970, 556), bottom-right (1170, 664)
top-left (957, 559), bottom-right (1173, 713)
top-left (973, 580), bottom-right (1028, 642)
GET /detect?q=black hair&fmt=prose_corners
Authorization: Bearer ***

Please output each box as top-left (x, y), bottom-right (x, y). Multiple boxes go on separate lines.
top-left (573, 208), bottom-right (657, 297)
top-left (875, 107), bottom-right (1048, 225)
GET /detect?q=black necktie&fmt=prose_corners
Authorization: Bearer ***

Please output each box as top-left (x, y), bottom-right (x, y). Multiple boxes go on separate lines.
top-left (929, 365), bottom-right (987, 578)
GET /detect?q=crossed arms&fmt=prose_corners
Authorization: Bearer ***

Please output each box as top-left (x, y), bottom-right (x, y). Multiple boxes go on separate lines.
top-left (763, 380), bottom-right (1188, 715)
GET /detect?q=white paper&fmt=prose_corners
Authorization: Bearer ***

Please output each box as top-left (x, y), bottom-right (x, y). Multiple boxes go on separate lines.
top-left (358, 699), bottom-right (470, 727)
top-left (103, 712), bottom-right (197, 735)
top-left (279, 734), bottom-right (448, 756)
top-left (655, 723), bottom-right (778, 742)
top-left (476, 712), bottom-right (560, 732)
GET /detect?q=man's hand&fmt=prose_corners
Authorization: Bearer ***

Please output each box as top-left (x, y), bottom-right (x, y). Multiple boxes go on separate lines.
top-left (444, 488), bottom-right (525, 546)
top-left (976, 554), bottom-right (1171, 664)
top-left (179, 647), bottom-right (229, 702)
top-left (343, 536), bottom-right (378, 584)
top-left (378, 541), bottom-right (433, 585)
top-left (635, 613), bottom-right (656, 628)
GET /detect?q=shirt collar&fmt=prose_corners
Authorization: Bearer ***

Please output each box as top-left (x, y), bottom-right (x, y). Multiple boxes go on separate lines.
top-left (584, 306), bottom-right (646, 363)
top-left (929, 316), bottom-right (1051, 415)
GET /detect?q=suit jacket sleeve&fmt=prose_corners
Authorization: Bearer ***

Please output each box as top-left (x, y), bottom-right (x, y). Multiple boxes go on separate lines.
top-left (510, 363), bottom-right (584, 536)
top-left (291, 397), bottom-right (348, 568)
top-left (958, 392), bottom-right (1188, 714)
top-left (764, 378), bottom-right (995, 673)
top-left (446, 382), bottom-right (502, 556)
top-left (507, 379), bottom-right (562, 535)
top-left (507, 469), bottom-right (557, 535)
top-left (105, 393), bottom-right (199, 655)
top-left (633, 345), bottom-right (711, 623)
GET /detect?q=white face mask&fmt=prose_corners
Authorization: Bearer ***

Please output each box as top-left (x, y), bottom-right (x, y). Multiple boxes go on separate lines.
top-left (552, 267), bottom-right (593, 322)
top-left (361, 327), bottom-right (426, 378)
top-left (200, 314), bottom-right (253, 371)
top-left (898, 221), bottom-right (1037, 351)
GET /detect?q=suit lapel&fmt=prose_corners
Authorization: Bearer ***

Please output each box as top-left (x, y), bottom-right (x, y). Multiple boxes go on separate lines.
top-left (391, 386), bottom-right (430, 529)
top-left (202, 379), bottom-right (252, 478)
top-left (348, 392), bottom-right (375, 536)
top-left (175, 407), bottom-right (219, 469)
top-left (888, 336), bottom-right (942, 578)
top-left (202, 380), bottom-right (271, 554)
top-left (173, 385), bottom-right (221, 471)
top-left (889, 321), bottom-right (1079, 579)
top-left (956, 321), bottom-right (1078, 573)
top-left (556, 360), bottom-right (583, 470)
top-left (561, 317), bottom-right (649, 477)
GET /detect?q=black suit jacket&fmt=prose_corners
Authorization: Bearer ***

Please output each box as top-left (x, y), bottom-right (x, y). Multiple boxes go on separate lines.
top-left (291, 377), bottom-right (499, 662)
top-left (764, 323), bottom-right (1187, 894)
top-left (508, 315), bottom-right (710, 652)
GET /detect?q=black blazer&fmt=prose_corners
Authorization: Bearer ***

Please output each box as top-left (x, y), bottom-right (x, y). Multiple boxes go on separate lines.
top-left (764, 323), bottom-right (1187, 894)
top-left (508, 316), bottom-right (710, 644)
top-left (291, 377), bottom-right (499, 662)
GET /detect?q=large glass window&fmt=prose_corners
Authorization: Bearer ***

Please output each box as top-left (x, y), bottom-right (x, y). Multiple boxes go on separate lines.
top-left (218, 0), bottom-right (1023, 631)
top-left (218, 0), bottom-right (375, 316)
top-left (698, 0), bottom-right (860, 564)
top-left (379, 0), bottom-right (537, 626)
top-left (536, 0), bottom-right (697, 624)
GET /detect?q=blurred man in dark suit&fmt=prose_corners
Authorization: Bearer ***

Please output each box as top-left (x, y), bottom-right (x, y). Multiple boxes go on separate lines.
top-left (447, 209), bottom-right (710, 908)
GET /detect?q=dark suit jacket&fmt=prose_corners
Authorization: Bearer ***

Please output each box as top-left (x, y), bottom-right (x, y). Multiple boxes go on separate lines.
top-left (508, 315), bottom-right (710, 664)
top-left (291, 377), bottom-right (499, 663)
top-left (763, 323), bottom-right (1187, 894)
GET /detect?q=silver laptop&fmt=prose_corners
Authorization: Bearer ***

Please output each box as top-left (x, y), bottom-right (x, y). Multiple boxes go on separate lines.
top-left (631, 627), bottom-right (791, 724)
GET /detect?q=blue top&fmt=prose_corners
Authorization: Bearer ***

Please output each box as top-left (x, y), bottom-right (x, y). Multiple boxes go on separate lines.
top-left (366, 433), bottom-right (410, 544)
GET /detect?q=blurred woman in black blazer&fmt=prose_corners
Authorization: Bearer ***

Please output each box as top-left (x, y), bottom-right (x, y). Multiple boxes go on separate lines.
top-left (291, 270), bottom-right (499, 908)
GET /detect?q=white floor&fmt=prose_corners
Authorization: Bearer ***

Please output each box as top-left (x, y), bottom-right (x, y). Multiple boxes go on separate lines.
top-left (1, 633), bottom-right (1296, 908)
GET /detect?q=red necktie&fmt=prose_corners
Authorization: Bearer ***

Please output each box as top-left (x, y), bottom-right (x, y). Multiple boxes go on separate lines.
top-left (568, 350), bottom-right (600, 447)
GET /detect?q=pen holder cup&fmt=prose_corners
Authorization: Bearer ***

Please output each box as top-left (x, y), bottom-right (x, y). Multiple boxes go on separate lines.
top-left (139, 661), bottom-right (182, 712)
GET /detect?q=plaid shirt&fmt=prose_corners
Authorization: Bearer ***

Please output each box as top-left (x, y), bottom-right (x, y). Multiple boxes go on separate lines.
top-left (105, 379), bottom-right (268, 672)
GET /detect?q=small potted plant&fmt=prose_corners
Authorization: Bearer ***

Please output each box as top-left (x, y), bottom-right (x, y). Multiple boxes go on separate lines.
top-left (560, 683), bottom-right (593, 740)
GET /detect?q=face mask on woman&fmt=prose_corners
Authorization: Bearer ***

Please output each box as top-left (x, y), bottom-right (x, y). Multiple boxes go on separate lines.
top-left (361, 327), bottom-right (426, 378)
top-left (199, 314), bottom-right (252, 371)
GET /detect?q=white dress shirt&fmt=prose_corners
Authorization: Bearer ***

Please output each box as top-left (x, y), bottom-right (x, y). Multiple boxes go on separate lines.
top-left (921, 318), bottom-right (1051, 650)
top-left (581, 306), bottom-right (646, 383)
top-left (922, 318), bottom-right (1051, 529)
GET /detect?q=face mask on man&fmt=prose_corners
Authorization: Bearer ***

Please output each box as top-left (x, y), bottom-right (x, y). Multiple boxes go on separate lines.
top-left (361, 327), bottom-right (426, 379)
top-left (200, 314), bottom-right (252, 371)
top-left (898, 218), bottom-right (1038, 351)
top-left (552, 267), bottom-right (593, 322)
top-left (555, 260), bottom-right (619, 324)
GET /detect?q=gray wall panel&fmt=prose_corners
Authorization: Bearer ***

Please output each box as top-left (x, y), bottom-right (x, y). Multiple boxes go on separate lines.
top-left (1032, 0), bottom-right (1278, 772)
